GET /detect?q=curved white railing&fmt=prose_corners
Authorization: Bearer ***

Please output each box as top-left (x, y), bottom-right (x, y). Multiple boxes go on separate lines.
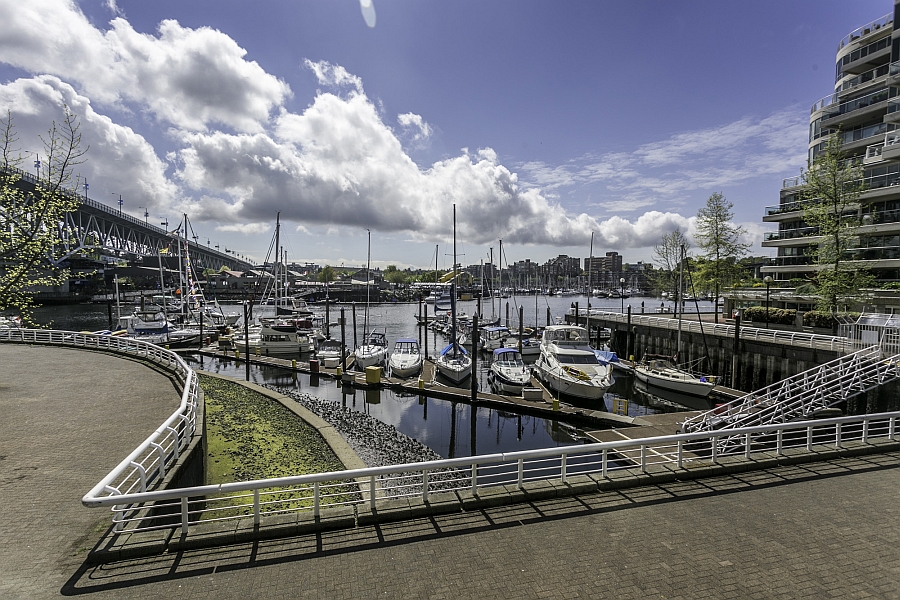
top-left (77, 411), bottom-right (900, 536)
top-left (0, 328), bottom-right (199, 507)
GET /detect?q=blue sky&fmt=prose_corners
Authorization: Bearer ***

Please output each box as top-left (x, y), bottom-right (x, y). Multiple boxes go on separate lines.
top-left (0, 0), bottom-right (890, 271)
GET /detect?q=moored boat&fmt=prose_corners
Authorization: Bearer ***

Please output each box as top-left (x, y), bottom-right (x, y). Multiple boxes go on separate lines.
top-left (388, 338), bottom-right (423, 379)
top-left (534, 325), bottom-right (613, 399)
top-left (488, 348), bottom-right (531, 394)
top-left (633, 356), bottom-right (717, 397)
top-left (354, 328), bottom-right (388, 369)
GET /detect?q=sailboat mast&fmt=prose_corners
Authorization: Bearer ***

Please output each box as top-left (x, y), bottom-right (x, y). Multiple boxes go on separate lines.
top-left (490, 247), bottom-right (495, 318)
top-left (451, 205), bottom-right (458, 353)
top-left (677, 243), bottom-right (685, 356)
top-left (275, 212), bottom-right (281, 309)
top-left (364, 229), bottom-right (371, 335)
top-left (498, 239), bottom-right (503, 297)
top-left (586, 231), bottom-right (593, 344)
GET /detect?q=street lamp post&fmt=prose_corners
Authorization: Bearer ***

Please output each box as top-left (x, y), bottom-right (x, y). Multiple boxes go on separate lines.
top-left (83, 180), bottom-right (89, 199)
top-left (33, 154), bottom-right (40, 179)
top-left (138, 206), bottom-right (149, 225)
top-left (764, 276), bottom-right (773, 329)
top-left (619, 277), bottom-right (625, 313)
top-left (111, 193), bottom-right (123, 215)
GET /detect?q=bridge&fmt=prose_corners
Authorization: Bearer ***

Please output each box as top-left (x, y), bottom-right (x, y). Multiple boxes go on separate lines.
top-left (3, 164), bottom-right (254, 272)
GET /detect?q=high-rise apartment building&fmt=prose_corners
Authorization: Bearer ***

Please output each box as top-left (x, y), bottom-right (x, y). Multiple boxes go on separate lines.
top-left (763, 3), bottom-right (900, 282)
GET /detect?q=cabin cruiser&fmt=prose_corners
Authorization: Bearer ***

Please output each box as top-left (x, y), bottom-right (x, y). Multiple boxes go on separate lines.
top-left (502, 334), bottom-right (541, 358)
top-left (354, 329), bottom-right (388, 369)
top-left (388, 338), bottom-right (423, 379)
top-left (488, 348), bottom-right (531, 394)
top-left (534, 325), bottom-right (613, 399)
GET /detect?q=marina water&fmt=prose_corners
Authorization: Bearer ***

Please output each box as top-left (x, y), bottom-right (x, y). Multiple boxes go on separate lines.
top-left (30, 294), bottom-right (717, 459)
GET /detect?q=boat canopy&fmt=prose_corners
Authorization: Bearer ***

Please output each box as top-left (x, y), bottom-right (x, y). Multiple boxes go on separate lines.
top-left (493, 347), bottom-right (519, 358)
top-left (484, 326), bottom-right (509, 332)
top-left (440, 343), bottom-right (468, 356)
top-left (396, 338), bottom-right (418, 344)
top-left (594, 350), bottom-right (619, 365)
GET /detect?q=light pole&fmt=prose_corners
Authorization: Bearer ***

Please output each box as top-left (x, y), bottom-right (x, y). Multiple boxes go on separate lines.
top-left (83, 180), bottom-right (89, 199)
top-left (138, 206), bottom-right (149, 225)
top-left (161, 217), bottom-right (169, 231)
top-left (619, 277), bottom-right (625, 313)
top-left (33, 154), bottom-right (40, 179)
top-left (111, 193), bottom-right (123, 215)
top-left (764, 275), bottom-right (773, 329)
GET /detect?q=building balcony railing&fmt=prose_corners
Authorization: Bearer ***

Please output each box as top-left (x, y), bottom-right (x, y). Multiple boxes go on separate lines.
top-left (811, 93), bottom-right (838, 115)
top-left (772, 169), bottom-right (900, 213)
top-left (838, 13), bottom-right (893, 51)
top-left (771, 256), bottom-right (813, 267)
top-left (839, 62), bottom-right (893, 93)
top-left (782, 175), bottom-right (803, 189)
top-left (822, 87), bottom-right (890, 122)
top-left (766, 200), bottom-right (805, 215)
top-left (764, 227), bottom-right (818, 242)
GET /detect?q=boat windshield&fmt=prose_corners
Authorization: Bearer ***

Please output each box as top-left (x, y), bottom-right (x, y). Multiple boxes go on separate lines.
top-left (557, 354), bottom-right (599, 365)
top-left (394, 341), bottom-right (419, 354)
top-left (548, 328), bottom-right (588, 343)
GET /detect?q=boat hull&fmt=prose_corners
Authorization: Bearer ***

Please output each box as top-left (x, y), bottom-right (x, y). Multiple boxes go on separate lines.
top-left (389, 355), bottom-right (423, 379)
top-left (633, 367), bottom-right (715, 397)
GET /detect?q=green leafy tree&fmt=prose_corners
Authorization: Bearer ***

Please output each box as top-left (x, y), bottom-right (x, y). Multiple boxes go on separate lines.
top-left (801, 134), bottom-right (874, 313)
top-left (652, 228), bottom-right (690, 298)
top-left (0, 107), bottom-right (87, 325)
top-left (383, 264), bottom-right (408, 285)
top-left (694, 192), bottom-right (750, 323)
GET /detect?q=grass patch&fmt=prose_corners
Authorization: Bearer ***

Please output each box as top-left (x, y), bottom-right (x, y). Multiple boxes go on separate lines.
top-left (200, 374), bottom-right (359, 517)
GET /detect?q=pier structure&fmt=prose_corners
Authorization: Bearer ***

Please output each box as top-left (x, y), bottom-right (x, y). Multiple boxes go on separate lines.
top-left (3, 329), bottom-right (900, 597)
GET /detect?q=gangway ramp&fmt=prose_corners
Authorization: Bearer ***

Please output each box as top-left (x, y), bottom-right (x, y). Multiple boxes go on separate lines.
top-left (679, 345), bottom-right (900, 454)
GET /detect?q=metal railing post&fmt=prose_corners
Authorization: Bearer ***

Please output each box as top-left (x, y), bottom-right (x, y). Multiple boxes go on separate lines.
top-left (677, 440), bottom-right (683, 469)
top-left (181, 497), bottom-right (189, 535)
top-left (640, 444), bottom-right (647, 473)
top-left (253, 489), bottom-right (260, 525)
top-left (776, 428), bottom-right (783, 455)
top-left (711, 436), bottom-right (718, 464)
top-left (370, 476), bottom-right (377, 510)
top-left (807, 425), bottom-right (813, 451)
top-left (471, 463), bottom-right (478, 494)
top-left (890, 416), bottom-right (897, 440)
top-left (517, 458), bottom-right (524, 489)
top-left (560, 454), bottom-right (567, 484)
top-left (422, 471), bottom-right (430, 502)
top-left (745, 432), bottom-right (752, 458)
top-left (836, 422), bottom-right (842, 448)
top-left (602, 448), bottom-right (608, 478)
top-left (314, 481), bottom-right (320, 517)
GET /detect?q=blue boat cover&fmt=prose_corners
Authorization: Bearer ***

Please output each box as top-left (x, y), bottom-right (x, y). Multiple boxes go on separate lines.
top-left (440, 343), bottom-right (468, 356)
top-left (594, 350), bottom-right (619, 365)
top-left (493, 347), bottom-right (518, 357)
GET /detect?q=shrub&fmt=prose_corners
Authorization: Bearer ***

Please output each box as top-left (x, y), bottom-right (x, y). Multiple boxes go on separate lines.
top-left (741, 306), bottom-right (796, 325)
top-left (802, 311), bottom-right (860, 328)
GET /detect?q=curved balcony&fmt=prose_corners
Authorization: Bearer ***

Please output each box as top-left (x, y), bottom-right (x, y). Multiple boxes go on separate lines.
top-left (838, 62), bottom-right (892, 93)
top-left (838, 13), bottom-right (893, 52)
top-left (821, 87), bottom-right (890, 128)
top-left (764, 227), bottom-right (818, 242)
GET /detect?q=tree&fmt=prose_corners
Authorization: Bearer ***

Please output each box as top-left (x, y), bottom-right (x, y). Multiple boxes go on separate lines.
top-left (317, 265), bottom-right (336, 285)
top-left (383, 264), bottom-right (407, 285)
top-left (694, 192), bottom-right (750, 323)
top-left (801, 133), bottom-right (874, 313)
top-left (0, 107), bottom-right (87, 325)
top-left (652, 228), bottom-right (690, 298)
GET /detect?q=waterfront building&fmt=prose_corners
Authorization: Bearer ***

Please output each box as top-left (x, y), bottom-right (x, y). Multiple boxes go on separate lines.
top-left (763, 3), bottom-right (900, 283)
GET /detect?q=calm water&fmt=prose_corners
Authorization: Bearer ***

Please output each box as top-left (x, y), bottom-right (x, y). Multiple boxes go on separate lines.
top-left (29, 295), bottom-right (716, 458)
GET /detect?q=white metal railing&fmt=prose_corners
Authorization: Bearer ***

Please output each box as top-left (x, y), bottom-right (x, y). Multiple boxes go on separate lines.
top-left (0, 328), bottom-right (200, 512)
top-left (838, 13), bottom-right (893, 51)
top-left (680, 347), bottom-right (900, 447)
top-left (78, 411), bottom-right (900, 537)
top-left (570, 310), bottom-right (857, 354)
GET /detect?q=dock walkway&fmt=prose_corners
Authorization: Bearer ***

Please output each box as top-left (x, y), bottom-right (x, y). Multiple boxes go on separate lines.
top-left (3, 342), bottom-right (900, 599)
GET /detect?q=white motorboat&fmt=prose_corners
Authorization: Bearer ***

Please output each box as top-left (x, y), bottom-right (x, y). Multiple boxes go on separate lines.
top-left (355, 329), bottom-right (388, 369)
top-left (534, 325), bottom-right (613, 399)
top-left (633, 356), bottom-right (717, 397)
top-left (488, 348), bottom-right (531, 394)
top-left (388, 338), bottom-right (423, 379)
top-left (316, 338), bottom-right (345, 368)
top-left (480, 326), bottom-right (510, 351)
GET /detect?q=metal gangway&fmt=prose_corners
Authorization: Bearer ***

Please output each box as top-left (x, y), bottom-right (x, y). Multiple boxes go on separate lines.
top-left (680, 344), bottom-right (900, 454)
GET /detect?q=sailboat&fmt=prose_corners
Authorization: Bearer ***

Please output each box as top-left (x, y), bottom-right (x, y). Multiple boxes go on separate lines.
top-left (435, 205), bottom-right (472, 384)
top-left (633, 243), bottom-right (716, 397)
top-left (354, 230), bottom-right (388, 369)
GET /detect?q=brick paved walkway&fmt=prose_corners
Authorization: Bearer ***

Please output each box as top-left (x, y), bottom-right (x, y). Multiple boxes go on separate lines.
top-left (3, 343), bottom-right (900, 599)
